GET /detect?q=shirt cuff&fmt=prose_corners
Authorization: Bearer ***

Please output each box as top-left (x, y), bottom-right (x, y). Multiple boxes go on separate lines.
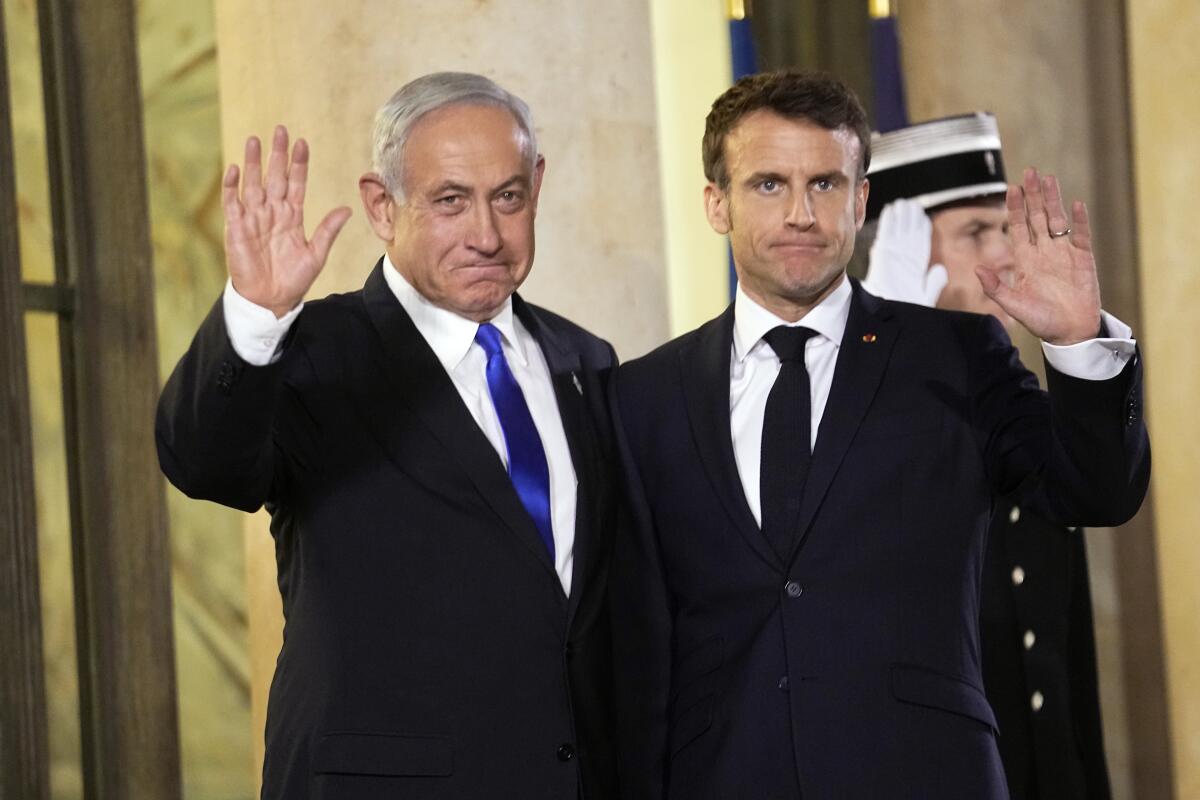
top-left (222, 279), bottom-right (303, 366)
top-left (1041, 311), bottom-right (1135, 381)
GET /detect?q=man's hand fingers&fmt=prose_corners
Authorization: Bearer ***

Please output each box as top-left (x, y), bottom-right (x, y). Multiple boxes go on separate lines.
top-left (222, 164), bottom-right (243, 222)
top-left (1006, 183), bottom-right (1031, 246)
top-left (1041, 174), bottom-right (1071, 240)
top-left (310, 207), bottom-right (353, 265)
top-left (1070, 200), bottom-right (1093, 253)
top-left (1022, 167), bottom-right (1047, 243)
top-left (266, 125), bottom-right (290, 201)
top-left (287, 138), bottom-right (310, 207)
top-left (975, 263), bottom-right (1013, 309)
top-left (242, 136), bottom-right (265, 206)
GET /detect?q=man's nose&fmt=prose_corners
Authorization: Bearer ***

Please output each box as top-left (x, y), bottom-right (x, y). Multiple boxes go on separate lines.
top-left (785, 191), bottom-right (815, 228)
top-left (466, 204), bottom-right (502, 254)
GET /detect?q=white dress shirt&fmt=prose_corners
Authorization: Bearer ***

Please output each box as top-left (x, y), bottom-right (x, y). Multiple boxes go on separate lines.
top-left (729, 276), bottom-right (1136, 527)
top-left (223, 255), bottom-right (579, 594)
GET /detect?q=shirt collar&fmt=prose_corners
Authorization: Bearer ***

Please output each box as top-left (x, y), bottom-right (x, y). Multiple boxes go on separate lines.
top-left (732, 274), bottom-right (852, 362)
top-left (381, 253), bottom-right (526, 373)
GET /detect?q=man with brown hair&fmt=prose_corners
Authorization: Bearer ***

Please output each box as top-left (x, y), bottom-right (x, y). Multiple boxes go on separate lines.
top-left (609, 70), bottom-right (1148, 799)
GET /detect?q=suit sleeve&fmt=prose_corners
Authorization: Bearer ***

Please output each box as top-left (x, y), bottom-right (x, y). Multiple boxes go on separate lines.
top-left (609, 370), bottom-right (673, 800)
top-left (970, 313), bottom-right (1150, 527)
top-left (155, 296), bottom-right (307, 512)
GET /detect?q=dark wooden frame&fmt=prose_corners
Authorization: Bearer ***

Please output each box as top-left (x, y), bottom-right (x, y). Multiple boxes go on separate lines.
top-left (0, 0), bottom-right (183, 796)
top-left (0, 6), bottom-right (52, 797)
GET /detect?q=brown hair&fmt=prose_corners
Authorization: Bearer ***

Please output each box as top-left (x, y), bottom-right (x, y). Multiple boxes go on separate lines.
top-left (702, 70), bottom-right (871, 188)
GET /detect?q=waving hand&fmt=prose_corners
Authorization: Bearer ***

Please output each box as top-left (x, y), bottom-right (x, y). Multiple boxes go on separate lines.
top-left (223, 125), bottom-right (353, 317)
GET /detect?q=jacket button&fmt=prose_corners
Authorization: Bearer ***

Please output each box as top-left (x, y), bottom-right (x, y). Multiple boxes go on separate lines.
top-left (1008, 505), bottom-right (1021, 524)
top-left (1023, 629), bottom-right (1036, 650)
top-left (784, 581), bottom-right (803, 598)
top-left (1031, 691), bottom-right (1045, 712)
top-left (557, 743), bottom-right (575, 762)
top-left (777, 676), bottom-right (789, 692)
top-left (1011, 566), bottom-right (1026, 586)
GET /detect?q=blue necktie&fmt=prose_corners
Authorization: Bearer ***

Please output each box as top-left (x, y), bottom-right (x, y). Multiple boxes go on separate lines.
top-left (475, 323), bottom-right (555, 559)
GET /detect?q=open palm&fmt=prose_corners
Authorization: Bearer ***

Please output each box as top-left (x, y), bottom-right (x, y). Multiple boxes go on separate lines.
top-left (223, 125), bottom-right (352, 317)
top-left (976, 167), bottom-right (1102, 345)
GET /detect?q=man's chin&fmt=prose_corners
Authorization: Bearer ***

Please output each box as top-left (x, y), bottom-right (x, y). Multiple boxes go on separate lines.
top-left (447, 281), bottom-right (519, 321)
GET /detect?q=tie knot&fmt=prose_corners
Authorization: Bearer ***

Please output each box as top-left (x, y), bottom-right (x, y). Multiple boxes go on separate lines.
top-left (475, 322), bottom-right (504, 358)
top-left (763, 325), bottom-right (816, 363)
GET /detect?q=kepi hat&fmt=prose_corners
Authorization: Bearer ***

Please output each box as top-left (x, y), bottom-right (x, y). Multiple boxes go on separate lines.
top-left (865, 112), bottom-right (1006, 222)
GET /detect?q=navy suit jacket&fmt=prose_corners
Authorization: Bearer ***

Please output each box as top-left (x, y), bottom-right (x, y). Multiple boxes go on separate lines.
top-left (609, 280), bottom-right (1148, 800)
top-left (157, 262), bottom-right (620, 799)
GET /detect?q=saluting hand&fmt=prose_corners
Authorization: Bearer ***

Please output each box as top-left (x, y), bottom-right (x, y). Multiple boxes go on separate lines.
top-left (976, 167), bottom-right (1103, 345)
top-left (223, 125), bottom-right (353, 318)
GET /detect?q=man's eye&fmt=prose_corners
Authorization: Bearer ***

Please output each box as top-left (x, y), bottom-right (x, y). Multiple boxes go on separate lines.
top-left (496, 190), bottom-right (524, 207)
top-left (758, 179), bottom-right (780, 193)
top-left (814, 179), bottom-right (834, 192)
top-left (436, 194), bottom-right (464, 207)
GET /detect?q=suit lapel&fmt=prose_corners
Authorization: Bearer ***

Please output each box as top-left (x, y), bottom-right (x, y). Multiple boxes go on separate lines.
top-left (513, 296), bottom-right (599, 621)
top-left (787, 281), bottom-right (898, 562)
top-left (681, 306), bottom-right (785, 572)
top-left (360, 264), bottom-right (564, 598)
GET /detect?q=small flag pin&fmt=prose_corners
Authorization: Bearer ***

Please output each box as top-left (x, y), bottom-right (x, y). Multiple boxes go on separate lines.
top-left (862, 333), bottom-right (877, 343)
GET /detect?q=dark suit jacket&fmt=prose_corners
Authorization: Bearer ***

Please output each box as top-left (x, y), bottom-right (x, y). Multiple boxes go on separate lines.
top-left (157, 262), bottom-right (620, 800)
top-left (609, 281), bottom-right (1148, 800)
top-left (982, 501), bottom-right (1111, 799)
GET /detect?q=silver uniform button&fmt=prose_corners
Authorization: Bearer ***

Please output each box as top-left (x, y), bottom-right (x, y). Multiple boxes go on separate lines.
top-left (1023, 630), bottom-right (1036, 650)
top-left (1009, 505), bottom-right (1021, 524)
top-left (1031, 691), bottom-right (1045, 712)
top-left (1011, 566), bottom-right (1026, 586)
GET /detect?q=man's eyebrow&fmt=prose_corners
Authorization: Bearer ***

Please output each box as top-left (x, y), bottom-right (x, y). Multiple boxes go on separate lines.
top-left (493, 174), bottom-right (530, 192)
top-left (744, 170), bottom-right (788, 186)
top-left (808, 170), bottom-right (847, 184)
top-left (428, 180), bottom-right (472, 196)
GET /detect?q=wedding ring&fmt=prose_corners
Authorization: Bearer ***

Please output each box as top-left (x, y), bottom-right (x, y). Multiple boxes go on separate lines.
top-left (1048, 227), bottom-right (1071, 238)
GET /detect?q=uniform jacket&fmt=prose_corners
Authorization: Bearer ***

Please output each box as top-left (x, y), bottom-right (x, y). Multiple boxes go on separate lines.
top-left (157, 262), bottom-right (621, 800)
top-left (982, 501), bottom-right (1112, 799)
top-left (609, 281), bottom-right (1148, 800)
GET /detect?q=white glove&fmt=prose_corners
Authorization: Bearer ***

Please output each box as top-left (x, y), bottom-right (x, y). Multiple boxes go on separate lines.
top-left (863, 199), bottom-right (949, 307)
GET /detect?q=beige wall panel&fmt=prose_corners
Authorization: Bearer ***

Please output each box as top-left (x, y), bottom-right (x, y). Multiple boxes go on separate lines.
top-left (1128, 1), bottom-right (1200, 797)
top-left (897, 3), bottom-right (1161, 798)
top-left (213, 0), bottom-right (672, 787)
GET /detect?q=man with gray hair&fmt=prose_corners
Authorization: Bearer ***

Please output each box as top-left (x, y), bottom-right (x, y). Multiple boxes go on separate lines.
top-left (157, 72), bottom-right (620, 799)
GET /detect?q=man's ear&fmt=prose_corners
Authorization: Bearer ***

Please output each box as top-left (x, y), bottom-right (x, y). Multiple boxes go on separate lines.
top-left (359, 173), bottom-right (398, 242)
top-left (855, 177), bottom-right (869, 231)
top-left (704, 182), bottom-right (731, 235)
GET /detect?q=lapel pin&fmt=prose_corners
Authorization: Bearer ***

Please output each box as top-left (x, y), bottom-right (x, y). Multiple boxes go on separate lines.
top-left (862, 333), bottom-right (877, 343)
top-left (572, 372), bottom-right (583, 395)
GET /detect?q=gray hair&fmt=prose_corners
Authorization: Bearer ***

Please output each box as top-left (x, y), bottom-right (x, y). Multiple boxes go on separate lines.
top-left (372, 71), bottom-right (539, 201)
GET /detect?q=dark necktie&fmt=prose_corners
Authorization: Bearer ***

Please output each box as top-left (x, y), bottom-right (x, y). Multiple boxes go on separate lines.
top-left (475, 322), bottom-right (555, 559)
top-left (760, 325), bottom-right (818, 558)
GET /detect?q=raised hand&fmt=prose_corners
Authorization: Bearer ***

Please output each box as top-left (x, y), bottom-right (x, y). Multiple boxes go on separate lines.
top-left (863, 198), bottom-right (949, 307)
top-left (976, 167), bottom-right (1102, 345)
top-left (223, 126), bottom-right (353, 318)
